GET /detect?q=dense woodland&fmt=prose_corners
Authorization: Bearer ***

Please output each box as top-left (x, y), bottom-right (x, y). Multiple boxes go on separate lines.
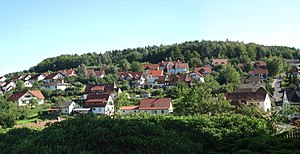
top-left (30, 40), bottom-right (299, 73)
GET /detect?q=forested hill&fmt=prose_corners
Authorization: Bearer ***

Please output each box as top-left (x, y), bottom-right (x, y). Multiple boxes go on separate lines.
top-left (31, 40), bottom-right (300, 73)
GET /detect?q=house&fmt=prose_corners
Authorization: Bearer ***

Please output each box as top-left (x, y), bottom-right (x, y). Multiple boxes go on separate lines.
top-left (118, 72), bottom-right (145, 88)
top-left (146, 70), bottom-right (163, 87)
top-left (167, 74), bottom-right (194, 87)
top-left (41, 80), bottom-right (71, 91)
top-left (2, 81), bottom-right (16, 92)
top-left (288, 66), bottom-right (300, 77)
top-left (224, 87), bottom-right (272, 112)
top-left (245, 76), bottom-right (263, 84)
top-left (120, 98), bottom-right (173, 114)
top-left (156, 75), bottom-right (168, 88)
top-left (286, 59), bottom-right (300, 66)
top-left (29, 73), bottom-right (45, 83)
top-left (83, 83), bottom-right (121, 100)
top-left (87, 68), bottom-right (105, 78)
top-left (194, 67), bottom-right (212, 76)
top-left (248, 69), bottom-right (269, 80)
top-left (211, 59), bottom-right (228, 66)
top-left (189, 71), bottom-right (204, 83)
top-left (61, 101), bottom-right (76, 114)
top-left (44, 73), bottom-right (65, 83)
top-left (7, 90), bottom-right (45, 107)
top-left (24, 80), bottom-right (33, 88)
top-left (23, 74), bottom-right (32, 81)
top-left (58, 69), bottom-right (77, 77)
top-left (0, 76), bottom-right (6, 82)
top-left (253, 61), bottom-right (267, 69)
top-left (283, 88), bottom-right (300, 118)
top-left (140, 91), bottom-right (151, 98)
top-left (143, 64), bottom-right (160, 72)
top-left (83, 93), bottom-right (114, 115)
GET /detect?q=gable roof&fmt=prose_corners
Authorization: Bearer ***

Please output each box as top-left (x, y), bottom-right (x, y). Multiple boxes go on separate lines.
top-left (249, 69), bottom-right (269, 75)
top-left (143, 64), bottom-right (160, 70)
top-left (224, 87), bottom-right (269, 103)
top-left (8, 90), bottom-right (45, 101)
top-left (30, 73), bottom-right (45, 80)
top-left (83, 93), bottom-right (112, 107)
top-left (211, 59), bottom-right (228, 65)
top-left (120, 106), bottom-right (139, 110)
top-left (254, 61), bottom-right (266, 67)
top-left (146, 70), bottom-right (163, 77)
top-left (194, 66), bottom-right (212, 74)
top-left (168, 74), bottom-right (194, 83)
top-left (61, 101), bottom-right (75, 108)
top-left (84, 84), bottom-right (117, 94)
top-left (139, 98), bottom-right (172, 110)
top-left (245, 76), bottom-right (262, 83)
top-left (118, 72), bottom-right (143, 80)
top-left (45, 73), bottom-right (64, 79)
top-left (285, 87), bottom-right (300, 103)
top-left (58, 69), bottom-right (77, 76)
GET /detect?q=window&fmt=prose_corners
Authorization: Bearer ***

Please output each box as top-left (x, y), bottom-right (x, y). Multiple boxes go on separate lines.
top-left (65, 110), bottom-right (68, 113)
top-left (123, 110), bottom-right (125, 113)
top-left (162, 110), bottom-right (164, 114)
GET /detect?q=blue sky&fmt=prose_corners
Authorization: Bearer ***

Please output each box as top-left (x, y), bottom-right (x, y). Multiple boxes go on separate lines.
top-left (0, 0), bottom-right (299, 76)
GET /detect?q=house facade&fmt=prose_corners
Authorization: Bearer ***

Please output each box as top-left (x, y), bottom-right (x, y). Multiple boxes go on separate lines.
top-left (83, 93), bottom-right (115, 115)
top-left (41, 80), bottom-right (71, 91)
top-left (44, 73), bottom-right (66, 83)
top-left (7, 90), bottom-right (45, 107)
top-left (146, 70), bottom-right (163, 87)
top-left (118, 72), bottom-right (145, 88)
top-left (61, 101), bottom-right (76, 114)
top-left (248, 69), bottom-right (269, 80)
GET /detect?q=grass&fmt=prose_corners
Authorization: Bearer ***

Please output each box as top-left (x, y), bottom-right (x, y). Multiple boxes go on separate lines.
top-left (16, 114), bottom-right (58, 125)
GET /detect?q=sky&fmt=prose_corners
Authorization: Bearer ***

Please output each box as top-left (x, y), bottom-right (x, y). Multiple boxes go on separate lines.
top-left (0, 0), bottom-right (299, 76)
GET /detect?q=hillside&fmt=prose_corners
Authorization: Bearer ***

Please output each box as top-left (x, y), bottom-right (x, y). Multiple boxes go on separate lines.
top-left (30, 40), bottom-right (299, 73)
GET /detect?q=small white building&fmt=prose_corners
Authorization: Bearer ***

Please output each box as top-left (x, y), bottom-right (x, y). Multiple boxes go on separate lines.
top-left (61, 101), bottom-right (76, 114)
top-left (24, 80), bottom-right (33, 88)
top-left (189, 71), bottom-right (205, 83)
top-left (146, 70), bottom-right (163, 87)
top-left (29, 74), bottom-right (45, 83)
top-left (0, 76), bottom-right (6, 82)
top-left (2, 81), bottom-right (16, 92)
top-left (44, 73), bottom-right (66, 83)
top-left (7, 90), bottom-right (45, 107)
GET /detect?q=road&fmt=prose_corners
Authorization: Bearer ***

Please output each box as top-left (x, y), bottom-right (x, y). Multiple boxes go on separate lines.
top-left (272, 77), bottom-right (283, 103)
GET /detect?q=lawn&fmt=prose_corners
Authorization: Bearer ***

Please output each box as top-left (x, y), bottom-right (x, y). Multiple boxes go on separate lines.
top-left (16, 106), bottom-right (58, 125)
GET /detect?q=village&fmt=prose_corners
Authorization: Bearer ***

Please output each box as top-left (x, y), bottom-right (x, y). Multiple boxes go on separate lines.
top-left (1, 57), bottom-right (300, 127)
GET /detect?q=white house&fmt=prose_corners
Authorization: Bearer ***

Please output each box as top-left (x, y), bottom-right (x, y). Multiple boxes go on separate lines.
top-left (83, 93), bottom-right (115, 115)
top-left (118, 72), bottom-right (145, 88)
top-left (7, 90), bottom-right (45, 107)
top-left (41, 80), bottom-right (71, 91)
top-left (188, 71), bottom-right (205, 83)
top-left (224, 87), bottom-right (272, 112)
top-left (29, 74), bottom-right (45, 83)
top-left (146, 70), bottom-right (163, 87)
top-left (2, 81), bottom-right (16, 92)
top-left (166, 61), bottom-right (189, 74)
top-left (61, 101), bottom-right (76, 114)
top-left (44, 73), bottom-right (65, 83)
top-left (0, 76), bottom-right (6, 82)
top-left (120, 98), bottom-right (173, 114)
top-left (24, 80), bottom-right (33, 88)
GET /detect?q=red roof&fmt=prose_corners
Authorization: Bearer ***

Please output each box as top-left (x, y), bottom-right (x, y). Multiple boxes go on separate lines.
top-left (84, 84), bottom-right (117, 94)
top-left (45, 73), bottom-right (64, 79)
top-left (139, 98), bottom-right (172, 110)
top-left (194, 66), bottom-right (212, 74)
top-left (120, 106), bottom-right (139, 110)
top-left (224, 87), bottom-right (269, 104)
top-left (146, 70), bottom-right (163, 77)
top-left (58, 69), bottom-right (77, 76)
top-left (211, 59), bottom-right (228, 65)
top-left (249, 69), bottom-right (269, 75)
top-left (168, 74), bottom-right (194, 83)
top-left (8, 90), bottom-right (45, 101)
top-left (83, 93), bottom-right (111, 107)
top-left (143, 64), bottom-right (159, 70)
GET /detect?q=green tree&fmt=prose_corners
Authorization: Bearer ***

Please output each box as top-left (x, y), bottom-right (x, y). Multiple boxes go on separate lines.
top-left (15, 80), bottom-right (25, 91)
top-left (267, 56), bottom-right (285, 77)
top-left (217, 64), bottom-right (241, 85)
top-left (0, 101), bottom-right (20, 128)
top-left (119, 59), bottom-right (131, 71)
top-left (131, 61), bottom-right (143, 72)
top-left (77, 64), bottom-right (88, 79)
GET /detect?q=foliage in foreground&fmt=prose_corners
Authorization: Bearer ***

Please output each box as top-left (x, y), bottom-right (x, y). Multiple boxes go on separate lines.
top-left (0, 113), bottom-right (272, 153)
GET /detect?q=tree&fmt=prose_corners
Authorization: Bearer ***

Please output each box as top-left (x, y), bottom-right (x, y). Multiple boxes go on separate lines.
top-left (16, 80), bottom-right (25, 91)
top-left (0, 101), bottom-right (20, 128)
top-left (217, 64), bottom-right (241, 85)
top-left (77, 64), bottom-right (88, 79)
top-left (267, 56), bottom-right (285, 77)
top-left (119, 59), bottom-right (131, 71)
top-left (131, 61), bottom-right (143, 72)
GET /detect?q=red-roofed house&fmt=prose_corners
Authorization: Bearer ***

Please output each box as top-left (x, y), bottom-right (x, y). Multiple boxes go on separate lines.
top-left (194, 67), bottom-right (212, 76)
top-left (58, 69), bottom-right (77, 77)
top-left (2, 81), bottom-right (16, 92)
top-left (167, 74), bottom-right (194, 87)
top-left (143, 64), bottom-right (160, 72)
top-left (118, 72), bottom-right (145, 88)
top-left (224, 87), bottom-right (271, 112)
top-left (248, 69), bottom-right (269, 80)
top-left (44, 73), bottom-right (65, 83)
top-left (253, 61), bottom-right (267, 69)
top-left (146, 70), bottom-right (163, 86)
top-left (83, 93), bottom-right (114, 115)
top-left (120, 98), bottom-right (173, 114)
top-left (29, 74), bottom-right (46, 83)
top-left (87, 68), bottom-right (105, 78)
top-left (189, 68), bottom-right (205, 83)
top-left (7, 90), bottom-right (45, 106)
top-left (160, 60), bottom-right (189, 74)
top-left (211, 59), bottom-right (228, 66)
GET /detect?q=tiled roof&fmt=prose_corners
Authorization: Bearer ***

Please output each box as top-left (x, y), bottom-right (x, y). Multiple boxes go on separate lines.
top-left (146, 70), bottom-right (163, 77)
top-left (120, 106), bottom-right (139, 110)
top-left (30, 74), bottom-right (44, 80)
top-left (139, 98), bottom-right (172, 110)
top-left (194, 66), bottom-right (212, 74)
top-left (45, 73), bottom-right (62, 79)
top-left (211, 59), bottom-right (228, 65)
top-left (8, 90), bottom-right (45, 101)
top-left (143, 64), bottom-right (159, 70)
top-left (245, 76), bottom-right (262, 83)
top-left (174, 63), bottom-right (189, 69)
top-left (84, 84), bottom-right (117, 94)
top-left (168, 74), bottom-right (194, 83)
top-left (224, 87), bottom-right (268, 103)
top-left (61, 101), bottom-right (74, 108)
top-left (249, 69), bottom-right (269, 75)
top-left (118, 72), bottom-right (143, 80)
top-left (83, 93), bottom-right (111, 107)
top-left (254, 61), bottom-right (266, 67)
